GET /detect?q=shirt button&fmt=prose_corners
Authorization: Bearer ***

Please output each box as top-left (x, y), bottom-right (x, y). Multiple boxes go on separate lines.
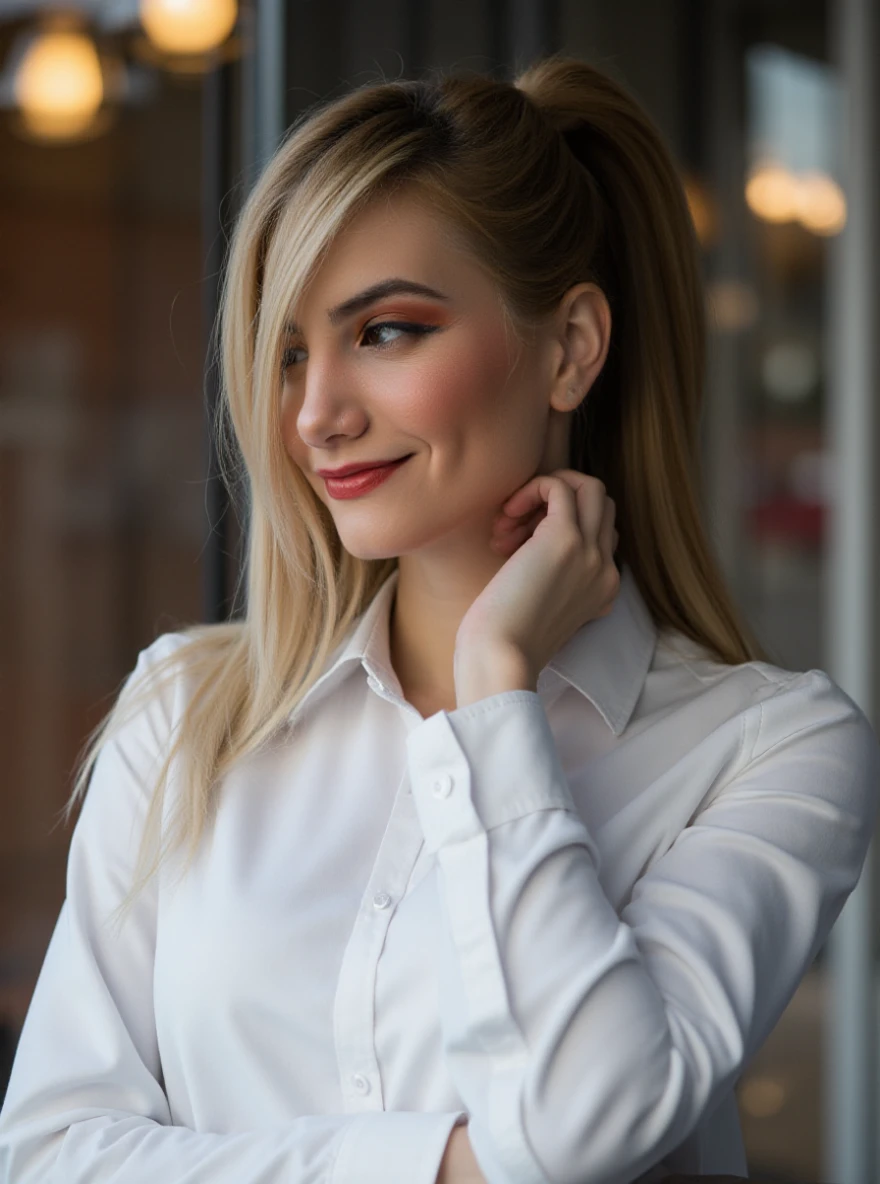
top-left (351, 1073), bottom-right (371, 1095)
top-left (433, 773), bottom-right (454, 798)
top-left (373, 891), bottom-right (392, 910)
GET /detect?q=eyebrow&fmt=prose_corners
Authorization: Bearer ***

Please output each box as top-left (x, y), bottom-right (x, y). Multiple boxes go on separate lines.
top-left (284, 278), bottom-right (451, 335)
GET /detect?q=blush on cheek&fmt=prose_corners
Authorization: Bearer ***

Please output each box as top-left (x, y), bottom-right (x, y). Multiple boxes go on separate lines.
top-left (398, 323), bottom-right (514, 430)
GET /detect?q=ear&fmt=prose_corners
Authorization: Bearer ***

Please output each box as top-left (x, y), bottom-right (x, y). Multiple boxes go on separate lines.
top-left (547, 283), bottom-right (612, 415)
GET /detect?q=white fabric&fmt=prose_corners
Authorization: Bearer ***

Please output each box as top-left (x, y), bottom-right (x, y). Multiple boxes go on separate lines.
top-left (1, 562), bottom-right (877, 1184)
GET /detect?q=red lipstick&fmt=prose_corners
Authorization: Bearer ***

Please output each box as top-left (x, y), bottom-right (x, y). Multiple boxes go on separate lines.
top-left (321, 455), bottom-right (412, 499)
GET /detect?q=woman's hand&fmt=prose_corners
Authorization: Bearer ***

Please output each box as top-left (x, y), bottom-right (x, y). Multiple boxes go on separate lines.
top-left (454, 470), bottom-right (620, 703)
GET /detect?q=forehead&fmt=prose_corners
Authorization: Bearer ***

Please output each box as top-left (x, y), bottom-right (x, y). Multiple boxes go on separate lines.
top-left (326, 188), bottom-right (465, 260)
top-left (287, 190), bottom-right (482, 317)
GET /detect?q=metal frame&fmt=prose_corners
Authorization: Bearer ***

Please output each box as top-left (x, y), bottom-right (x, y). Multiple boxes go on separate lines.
top-left (825, 0), bottom-right (877, 1179)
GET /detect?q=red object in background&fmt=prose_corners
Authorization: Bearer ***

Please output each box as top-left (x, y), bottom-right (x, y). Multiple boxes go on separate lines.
top-left (746, 498), bottom-right (826, 546)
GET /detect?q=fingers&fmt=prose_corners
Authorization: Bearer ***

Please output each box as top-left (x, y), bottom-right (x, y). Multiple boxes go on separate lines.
top-left (490, 502), bottom-right (545, 555)
top-left (502, 471), bottom-right (607, 532)
top-left (501, 470), bottom-right (594, 523)
top-left (494, 470), bottom-right (618, 559)
top-left (501, 474), bottom-right (566, 523)
top-left (556, 472), bottom-right (617, 559)
top-left (597, 493), bottom-right (617, 562)
top-left (572, 474), bottom-right (606, 544)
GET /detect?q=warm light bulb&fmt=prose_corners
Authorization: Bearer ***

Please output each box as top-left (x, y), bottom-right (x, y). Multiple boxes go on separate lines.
top-left (795, 171), bottom-right (847, 236)
top-left (140, 0), bottom-right (238, 55)
top-left (13, 29), bottom-right (104, 140)
top-left (745, 163), bottom-right (799, 224)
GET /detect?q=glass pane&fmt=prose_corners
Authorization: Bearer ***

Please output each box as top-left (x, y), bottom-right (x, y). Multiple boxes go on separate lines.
top-left (0, 14), bottom-right (208, 1095)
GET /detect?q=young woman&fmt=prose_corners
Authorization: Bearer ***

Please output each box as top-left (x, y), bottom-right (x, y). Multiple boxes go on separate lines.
top-left (0, 54), bottom-right (876, 1184)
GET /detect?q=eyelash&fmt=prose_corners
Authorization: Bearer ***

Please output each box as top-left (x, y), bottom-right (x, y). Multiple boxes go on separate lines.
top-left (280, 321), bottom-right (438, 373)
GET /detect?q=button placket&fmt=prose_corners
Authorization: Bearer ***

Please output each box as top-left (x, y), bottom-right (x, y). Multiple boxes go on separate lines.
top-left (406, 711), bottom-right (483, 855)
top-left (332, 763), bottom-right (425, 1117)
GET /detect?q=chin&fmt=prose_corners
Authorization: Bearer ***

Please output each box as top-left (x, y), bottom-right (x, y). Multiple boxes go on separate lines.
top-left (335, 535), bottom-right (400, 563)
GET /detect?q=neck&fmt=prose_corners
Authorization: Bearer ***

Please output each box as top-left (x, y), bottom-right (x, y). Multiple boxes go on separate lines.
top-left (388, 545), bottom-right (508, 710)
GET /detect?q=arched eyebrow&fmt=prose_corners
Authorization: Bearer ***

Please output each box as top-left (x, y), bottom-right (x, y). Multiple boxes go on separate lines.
top-left (284, 278), bottom-right (450, 335)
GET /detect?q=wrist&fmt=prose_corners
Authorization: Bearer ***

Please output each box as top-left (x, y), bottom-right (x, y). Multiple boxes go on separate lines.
top-left (453, 643), bottom-right (535, 710)
top-left (437, 1124), bottom-right (480, 1184)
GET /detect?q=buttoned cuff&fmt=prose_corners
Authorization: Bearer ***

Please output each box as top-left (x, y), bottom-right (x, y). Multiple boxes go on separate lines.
top-left (330, 1110), bottom-right (467, 1184)
top-left (405, 691), bottom-right (594, 860)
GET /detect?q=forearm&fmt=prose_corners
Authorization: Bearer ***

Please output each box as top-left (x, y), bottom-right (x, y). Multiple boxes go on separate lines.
top-left (435, 1124), bottom-right (486, 1184)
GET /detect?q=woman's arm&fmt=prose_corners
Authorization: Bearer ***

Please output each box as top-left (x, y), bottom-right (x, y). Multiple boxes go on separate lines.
top-left (406, 668), bottom-right (879, 1184)
top-left (0, 637), bottom-right (464, 1184)
top-left (436, 1124), bottom-right (486, 1184)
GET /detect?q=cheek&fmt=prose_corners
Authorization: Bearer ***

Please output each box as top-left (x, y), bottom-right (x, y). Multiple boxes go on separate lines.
top-left (398, 327), bottom-right (514, 435)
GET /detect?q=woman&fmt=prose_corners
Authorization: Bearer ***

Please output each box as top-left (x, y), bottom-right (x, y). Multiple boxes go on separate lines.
top-left (0, 54), bottom-right (876, 1184)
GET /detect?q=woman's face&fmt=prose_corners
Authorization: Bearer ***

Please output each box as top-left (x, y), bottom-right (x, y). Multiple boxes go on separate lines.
top-left (279, 188), bottom-right (577, 562)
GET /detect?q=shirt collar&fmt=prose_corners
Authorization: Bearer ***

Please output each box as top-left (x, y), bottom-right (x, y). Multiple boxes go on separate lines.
top-left (287, 561), bottom-right (657, 736)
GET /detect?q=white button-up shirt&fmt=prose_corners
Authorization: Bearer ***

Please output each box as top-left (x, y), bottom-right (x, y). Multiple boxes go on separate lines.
top-left (1, 563), bottom-right (877, 1184)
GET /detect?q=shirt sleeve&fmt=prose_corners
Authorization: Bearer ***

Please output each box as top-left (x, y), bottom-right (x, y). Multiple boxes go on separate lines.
top-left (405, 668), bottom-right (880, 1184)
top-left (0, 636), bottom-right (465, 1184)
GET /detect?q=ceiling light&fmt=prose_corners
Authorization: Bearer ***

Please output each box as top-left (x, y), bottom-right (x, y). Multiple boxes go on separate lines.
top-left (12, 21), bottom-right (104, 141)
top-left (139, 0), bottom-right (238, 56)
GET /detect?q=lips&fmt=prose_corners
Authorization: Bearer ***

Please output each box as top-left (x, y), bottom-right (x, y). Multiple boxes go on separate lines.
top-left (317, 455), bottom-right (412, 478)
top-left (321, 454), bottom-right (412, 499)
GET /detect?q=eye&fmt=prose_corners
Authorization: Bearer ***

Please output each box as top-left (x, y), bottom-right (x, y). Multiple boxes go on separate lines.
top-left (280, 321), bottom-right (438, 374)
top-left (360, 321), bottom-right (434, 349)
top-left (280, 346), bottom-right (303, 371)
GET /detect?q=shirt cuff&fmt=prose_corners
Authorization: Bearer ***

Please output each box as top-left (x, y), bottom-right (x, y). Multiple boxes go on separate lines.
top-left (405, 692), bottom-right (593, 859)
top-left (330, 1110), bottom-right (467, 1184)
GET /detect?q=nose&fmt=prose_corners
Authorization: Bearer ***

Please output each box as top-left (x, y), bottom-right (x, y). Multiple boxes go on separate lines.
top-left (292, 359), bottom-right (368, 451)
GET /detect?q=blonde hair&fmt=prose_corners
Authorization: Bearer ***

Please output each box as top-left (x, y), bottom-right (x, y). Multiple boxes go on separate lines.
top-left (60, 53), bottom-right (768, 932)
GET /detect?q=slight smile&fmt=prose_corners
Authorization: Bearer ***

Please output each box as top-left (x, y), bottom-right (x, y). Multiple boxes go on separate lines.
top-left (320, 455), bottom-right (414, 499)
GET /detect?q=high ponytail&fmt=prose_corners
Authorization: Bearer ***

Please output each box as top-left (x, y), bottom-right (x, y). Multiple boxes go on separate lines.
top-left (514, 56), bottom-right (766, 664)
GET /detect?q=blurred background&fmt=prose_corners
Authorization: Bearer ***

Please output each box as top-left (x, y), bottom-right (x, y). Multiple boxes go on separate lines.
top-left (0, 1), bottom-right (877, 1181)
